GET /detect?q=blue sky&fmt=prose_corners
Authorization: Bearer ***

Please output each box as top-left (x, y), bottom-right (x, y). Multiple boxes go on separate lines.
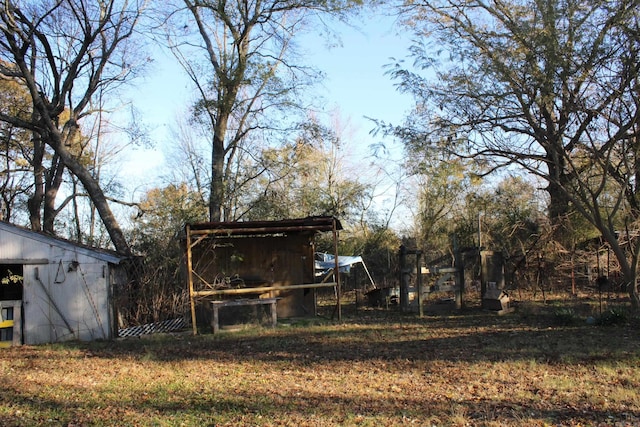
top-left (301, 14), bottom-right (412, 134)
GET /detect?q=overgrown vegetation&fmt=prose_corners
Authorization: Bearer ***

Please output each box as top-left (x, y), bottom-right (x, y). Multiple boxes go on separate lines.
top-left (1, 0), bottom-right (640, 334)
top-left (1, 294), bottom-right (639, 426)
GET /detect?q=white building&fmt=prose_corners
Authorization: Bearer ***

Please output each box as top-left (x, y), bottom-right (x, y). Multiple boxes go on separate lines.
top-left (0, 221), bottom-right (127, 346)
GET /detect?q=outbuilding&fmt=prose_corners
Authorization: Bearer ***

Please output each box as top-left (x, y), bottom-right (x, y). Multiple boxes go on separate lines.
top-left (0, 221), bottom-right (127, 346)
top-left (185, 216), bottom-right (343, 334)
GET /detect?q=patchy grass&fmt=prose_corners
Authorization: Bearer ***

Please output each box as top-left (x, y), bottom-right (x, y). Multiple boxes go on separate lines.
top-left (1, 295), bottom-right (640, 426)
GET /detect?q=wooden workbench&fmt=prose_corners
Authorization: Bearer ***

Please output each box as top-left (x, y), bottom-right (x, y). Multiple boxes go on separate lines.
top-left (211, 298), bottom-right (278, 333)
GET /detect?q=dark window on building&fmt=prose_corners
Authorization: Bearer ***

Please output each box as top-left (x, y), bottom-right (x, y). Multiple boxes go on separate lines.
top-left (0, 264), bottom-right (23, 300)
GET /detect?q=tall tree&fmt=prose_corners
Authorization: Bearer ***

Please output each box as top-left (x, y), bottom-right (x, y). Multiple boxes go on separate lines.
top-left (412, 153), bottom-right (479, 254)
top-left (0, 76), bottom-right (32, 222)
top-left (474, 176), bottom-right (543, 256)
top-left (0, 0), bottom-right (149, 255)
top-left (0, 66), bottom-right (66, 232)
top-left (161, 0), bottom-right (363, 221)
top-left (388, 0), bottom-right (640, 306)
top-left (239, 114), bottom-right (371, 221)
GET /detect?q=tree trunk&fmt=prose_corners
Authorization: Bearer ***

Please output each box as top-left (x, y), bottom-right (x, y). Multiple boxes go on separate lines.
top-left (43, 154), bottom-right (65, 234)
top-left (617, 258), bottom-right (639, 310)
top-left (30, 103), bottom-right (131, 255)
top-left (209, 120), bottom-right (227, 222)
top-left (59, 146), bottom-right (131, 256)
top-left (545, 147), bottom-right (572, 246)
top-left (28, 133), bottom-right (45, 231)
top-left (629, 278), bottom-right (640, 310)
top-left (43, 121), bottom-right (132, 256)
top-left (599, 226), bottom-right (640, 310)
top-left (209, 82), bottom-right (238, 222)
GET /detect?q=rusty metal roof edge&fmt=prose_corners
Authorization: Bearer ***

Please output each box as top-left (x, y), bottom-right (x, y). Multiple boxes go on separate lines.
top-left (186, 216), bottom-right (343, 234)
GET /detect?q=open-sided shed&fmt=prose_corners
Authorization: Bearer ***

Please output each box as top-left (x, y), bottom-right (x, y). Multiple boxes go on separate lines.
top-left (185, 216), bottom-right (342, 334)
top-left (0, 221), bottom-right (127, 345)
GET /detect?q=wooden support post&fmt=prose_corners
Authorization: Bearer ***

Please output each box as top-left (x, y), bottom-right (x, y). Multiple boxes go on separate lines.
top-left (192, 282), bottom-right (337, 298)
top-left (271, 299), bottom-right (277, 327)
top-left (186, 224), bottom-right (198, 335)
top-left (333, 218), bottom-right (341, 321)
top-left (417, 251), bottom-right (423, 317)
top-left (453, 235), bottom-right (464, 310)
top-left (212, 304), bottom-right (219, 334)
top-left (399, 245), bottom-right (410, 312)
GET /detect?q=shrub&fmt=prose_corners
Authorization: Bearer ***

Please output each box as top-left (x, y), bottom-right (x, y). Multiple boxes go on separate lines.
top-left (552, 307), bottom-right (580, 326)
top-left (597, 307), bottom-right (628, 326)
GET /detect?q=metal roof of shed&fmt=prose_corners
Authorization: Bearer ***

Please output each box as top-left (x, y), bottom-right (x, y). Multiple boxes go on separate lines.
top-left (187, 216), bottom-right (342, 237)
top-left (0, 221), bottom-right (126, 264)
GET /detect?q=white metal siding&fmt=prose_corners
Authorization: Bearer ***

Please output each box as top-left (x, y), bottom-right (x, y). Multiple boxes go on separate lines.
top-left (0, 230), bottom-right (50, 261)
top-left (22, 254), bottom-right (113, 344)
top-left (1, 223), bottom-right (119, 344)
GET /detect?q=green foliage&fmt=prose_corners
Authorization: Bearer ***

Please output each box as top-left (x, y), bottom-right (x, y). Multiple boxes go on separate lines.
top-left (241, 116), bottom-right (371, 222)
top-left (168, 0), bottom-right (364, 220)
top-left (414, 156), bottom-right (476, 252)
top-left (0, 77), bottom-right (35, 223)
top-left (0, 0), bottom-right (147, 253)
top-left (473, 176), bottom-right (543, 253)
top-left (124, 183), bottom-right (208, 324)
top-left (0, 270), bottom-right (22, 285)
top-left (389, 0), bottom-right (640, 305)
top-left (134, 183), bottom-right (207, 243)
top-left (313, 217), bottom-right (401, 289)
top-left (415, 169), bottom-right (547, 278)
